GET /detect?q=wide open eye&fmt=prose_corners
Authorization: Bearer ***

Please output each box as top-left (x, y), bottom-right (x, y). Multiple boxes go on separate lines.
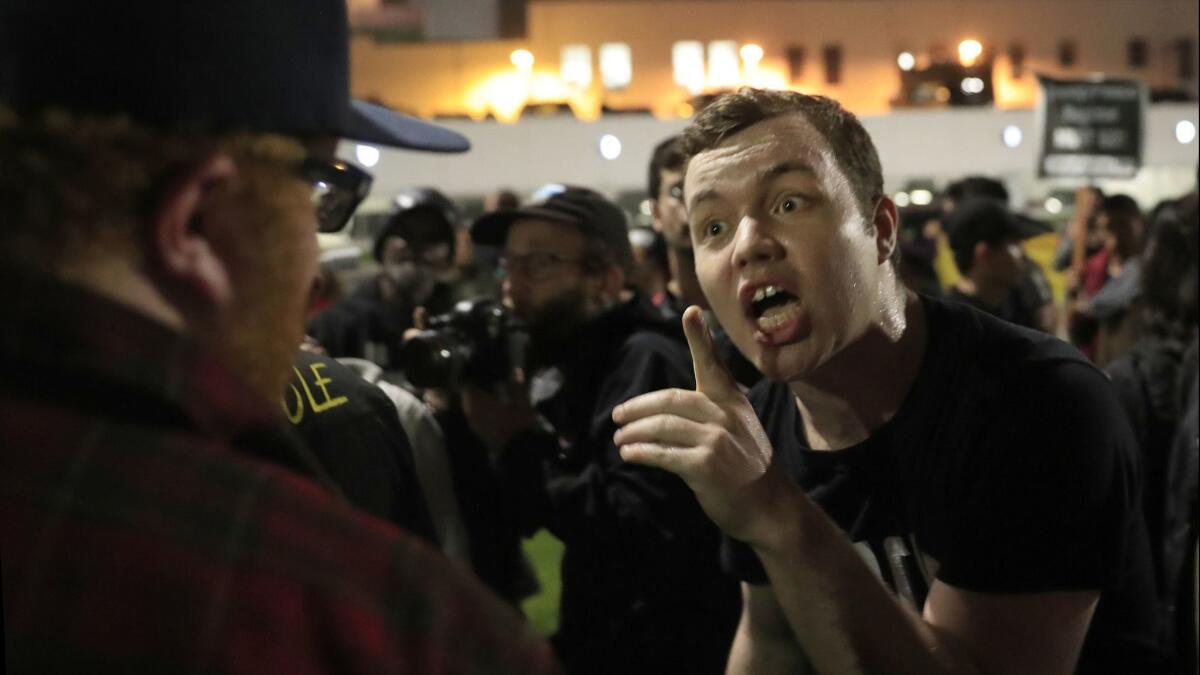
top-left (774, 194), bottom-right (808, 216)
top-left (705, 220), bottom-right (728, 238)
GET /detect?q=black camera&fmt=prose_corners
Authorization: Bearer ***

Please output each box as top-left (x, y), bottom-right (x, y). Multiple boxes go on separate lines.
top-left (401, 298), bottom-right (528, 390)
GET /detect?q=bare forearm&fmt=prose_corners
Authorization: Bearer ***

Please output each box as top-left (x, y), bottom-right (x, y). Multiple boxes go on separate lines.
top-left (725, 594), bottom-right (809, 675)
top-left (1069, 217), bottom-right (1088, 276)
top-left (752, 490), bottom-right (982, 675)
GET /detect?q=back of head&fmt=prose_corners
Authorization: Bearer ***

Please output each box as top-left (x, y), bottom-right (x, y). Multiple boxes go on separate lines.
top-left (0, 0), bottom-right (466, 271)
top-left (946, 176), bottom-right (1009, 207)
top-left (485, 188), bottom-right (520, 212)
top-left (1140, 195), bottom-right (1199, 340)
top-left (946, 198), bottom-right (1017, 276)
top-left (1102, 193), bottom-right (1144, 260)
top-left (679, 87), bottom-right (884, 220)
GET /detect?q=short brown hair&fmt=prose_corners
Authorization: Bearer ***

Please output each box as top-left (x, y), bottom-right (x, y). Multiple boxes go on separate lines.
top-left (679, 88), bottom-right (884, 220)
top-left (0, 105), bottom-right (305, 266)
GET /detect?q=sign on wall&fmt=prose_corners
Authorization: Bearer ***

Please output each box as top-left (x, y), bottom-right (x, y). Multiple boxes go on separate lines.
top-left (1036, 75), bottom-right (1147, 178)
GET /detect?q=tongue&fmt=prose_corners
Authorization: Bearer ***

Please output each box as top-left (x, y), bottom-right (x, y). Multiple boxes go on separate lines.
top-left (755, 299), bottom-right (805, 345)
top-left (759, 301), bottom-right (797, 322)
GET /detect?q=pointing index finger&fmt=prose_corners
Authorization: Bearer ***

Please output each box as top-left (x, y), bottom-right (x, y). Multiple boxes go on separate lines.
top-left (682, 306), bottom-right (738, 400)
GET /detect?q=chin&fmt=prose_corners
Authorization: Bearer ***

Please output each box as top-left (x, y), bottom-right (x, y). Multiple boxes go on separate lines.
top-left (747, 334), bottom-right (836, 384)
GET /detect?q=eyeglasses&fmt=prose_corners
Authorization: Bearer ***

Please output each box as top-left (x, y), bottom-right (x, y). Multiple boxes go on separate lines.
top-left (667, 184), bottom-right (684, 202)
top-left (499, 252), bottom-right (587, 281)
top-left (302, 157), bottom-right (373, 233)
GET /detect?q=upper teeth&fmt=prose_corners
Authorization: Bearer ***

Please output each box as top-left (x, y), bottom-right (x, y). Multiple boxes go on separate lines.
top-left (753, 286), bottom-right (782, 303)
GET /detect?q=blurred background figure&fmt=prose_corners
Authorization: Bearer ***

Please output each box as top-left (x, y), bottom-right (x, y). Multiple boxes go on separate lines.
top-left (943, 176), bottom-right (1057, 332)
top-left (627, 226), bottom-right (673, 317)
top-left (895, 203), bottom-right (946, 297)
top-left (309, 187), bottom-right (461, 377)
top-left (946, 197), bottom-right (1053, 325)
top-left (1105, 189), bottom-right (1198, 673)
top-left (1055, 185), bottom-right (1109, 274)
top-left (1069, 193), bottom-right (1147, 362)
top-left (648, 135), bottom-right (704, 314)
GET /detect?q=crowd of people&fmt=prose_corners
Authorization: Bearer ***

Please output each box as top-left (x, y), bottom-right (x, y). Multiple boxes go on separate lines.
top-left (2, 2), bottom-right (1198, 674)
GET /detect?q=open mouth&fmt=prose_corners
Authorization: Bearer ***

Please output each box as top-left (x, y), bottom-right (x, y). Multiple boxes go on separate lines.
top-left (749, 285), bottom-right (803, 332)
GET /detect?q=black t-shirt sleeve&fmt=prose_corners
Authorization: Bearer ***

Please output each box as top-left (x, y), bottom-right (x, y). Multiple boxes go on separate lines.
top-left (935, 359), bottom-right (1142, 592)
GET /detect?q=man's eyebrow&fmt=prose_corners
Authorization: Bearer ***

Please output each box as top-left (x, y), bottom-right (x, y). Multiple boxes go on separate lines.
top-left (688, 187), bottom-right (721, 207)
top-left (688, 161), bottom-right (815, 208)
top-left (760, 160), bottom-right (816, 182)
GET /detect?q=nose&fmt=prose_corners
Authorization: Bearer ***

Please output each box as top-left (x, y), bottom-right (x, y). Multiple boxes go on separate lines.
top-left (731, 214), bottom-right (785, 269)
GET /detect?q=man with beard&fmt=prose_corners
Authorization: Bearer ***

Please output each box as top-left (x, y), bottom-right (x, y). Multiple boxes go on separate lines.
top-left (310, 187), bottom-right (461, 376)
top-left (0, 1), bottom-right (558, 672)
top-left (463, 186), bottom-right (741, 675)
top-left (613, 88), bottom-right (1164, 674)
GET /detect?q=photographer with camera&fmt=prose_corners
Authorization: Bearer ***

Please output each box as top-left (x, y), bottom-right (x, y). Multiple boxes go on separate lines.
top-left (446, 185), bottom-right (740, 675)
top-left (309, 187), bottom-right (461, 375)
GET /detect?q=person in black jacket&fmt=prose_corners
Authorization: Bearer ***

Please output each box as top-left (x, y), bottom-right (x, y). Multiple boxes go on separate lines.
top-left (463, 186), bottom-right (741, 675)
top-left (309, 188), bottom-right (460, 374)
top-left (284, 350), bottom-right (438, 543)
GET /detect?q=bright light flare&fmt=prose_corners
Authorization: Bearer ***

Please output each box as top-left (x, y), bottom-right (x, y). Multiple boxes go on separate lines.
top-left (599, 134), bottom-right (622, 160)
top-left (355, 144), bottom-right (380, 168)
top-left (740, 43), bottom-right (764, 66)
top-left (958, 39), bottom-right (983, 67)
top-left (1176, 120), bottom-right (1197, 144)
top-left (897, 52), bottom-right (915, 71)
top-left (510, 49), bottom-right (534, 71)
top-left (1002, 125), bottom-right (1023, 148)
top-left (672, 41), bottom-right (706, 95)
top-left (960, 77), bottom-right (985, 94)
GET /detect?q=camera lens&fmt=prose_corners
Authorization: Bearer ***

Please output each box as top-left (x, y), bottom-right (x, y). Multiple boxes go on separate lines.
top-left (400, 330), bottom-right (472, 389)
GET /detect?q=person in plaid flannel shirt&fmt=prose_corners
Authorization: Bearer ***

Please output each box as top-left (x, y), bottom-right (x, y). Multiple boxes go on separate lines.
top-left (0, 1), bottom-right (558, 673)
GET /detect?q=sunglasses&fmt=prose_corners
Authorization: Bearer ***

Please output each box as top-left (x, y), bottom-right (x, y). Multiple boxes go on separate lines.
top-left (302, 157), bottom-right (373, 233)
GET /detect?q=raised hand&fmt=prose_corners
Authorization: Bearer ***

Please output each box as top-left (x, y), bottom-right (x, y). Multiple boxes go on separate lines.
top-left (613, 306), bottom-right (791, 546)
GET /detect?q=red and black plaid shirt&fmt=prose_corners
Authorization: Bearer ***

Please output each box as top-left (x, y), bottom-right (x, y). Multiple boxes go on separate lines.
top-left (0, 270), bottom-right (559, 674)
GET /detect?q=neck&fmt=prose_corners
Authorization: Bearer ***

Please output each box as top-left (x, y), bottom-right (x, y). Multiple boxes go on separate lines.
top-left (788, 291), bottom-right (927, 450)
top-left (54, 258), bottom-right (186, 332)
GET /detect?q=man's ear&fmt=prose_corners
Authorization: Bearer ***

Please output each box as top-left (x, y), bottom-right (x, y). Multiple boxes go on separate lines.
top-left (872, 195), bottom-right (899, 264)
top-left (973, 240), bottom-right (991, 269)
top-left (148, 153), bottom-right (237, 312)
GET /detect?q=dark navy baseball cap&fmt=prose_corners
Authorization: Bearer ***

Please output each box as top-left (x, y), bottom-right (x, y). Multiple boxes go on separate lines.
top-left (0, 0), bottom-right (469, 153)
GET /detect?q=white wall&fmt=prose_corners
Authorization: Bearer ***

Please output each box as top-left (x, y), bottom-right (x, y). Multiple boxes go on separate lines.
top-left (341, 102), bottom-right (1199, 209)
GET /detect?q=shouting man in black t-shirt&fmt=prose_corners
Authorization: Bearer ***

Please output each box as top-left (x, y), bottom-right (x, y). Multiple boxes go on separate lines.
top-left (612, 88), bottom-right (1166, 674)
